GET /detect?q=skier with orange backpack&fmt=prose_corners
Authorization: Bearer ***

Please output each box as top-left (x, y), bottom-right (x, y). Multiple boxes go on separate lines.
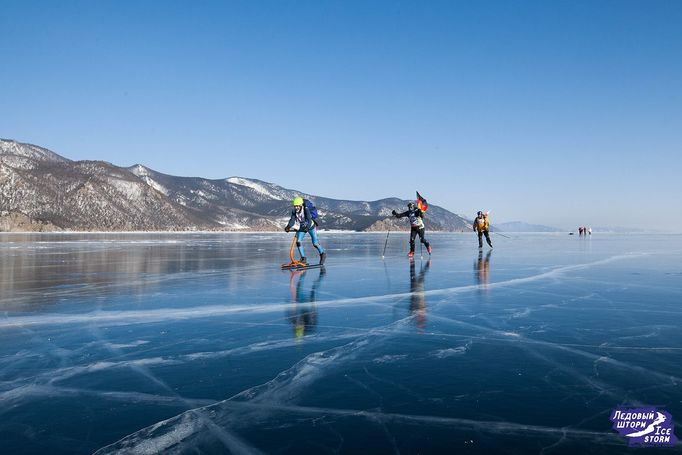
top-left (473, 211), bottom-right (493, 249)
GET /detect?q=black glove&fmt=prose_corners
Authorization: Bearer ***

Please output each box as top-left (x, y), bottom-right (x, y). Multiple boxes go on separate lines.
top-left (391, 210), bottom-right (397, 216)
top-left (284, 226), bottom-right (290, 233)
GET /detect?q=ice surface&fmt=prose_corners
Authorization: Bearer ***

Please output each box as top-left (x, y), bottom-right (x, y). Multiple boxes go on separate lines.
top-left (0, 232), bottom-right (681, 454)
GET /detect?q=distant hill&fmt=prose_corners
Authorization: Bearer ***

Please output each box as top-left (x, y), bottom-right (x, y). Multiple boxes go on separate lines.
top-left (1, 138), bottom-right (470, 232)
top-left (494, 221), bottom-right (563, 232)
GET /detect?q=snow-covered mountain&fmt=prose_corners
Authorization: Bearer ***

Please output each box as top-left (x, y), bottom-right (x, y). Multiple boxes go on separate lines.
top-left (0, 139), bottom-right (471, 232)
top-left (0, 139), bottom-right (70, 169)
top-left (0, 140), bottom-right (208, 231)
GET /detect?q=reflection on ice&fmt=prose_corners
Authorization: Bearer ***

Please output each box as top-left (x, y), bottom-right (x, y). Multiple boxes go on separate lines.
top-left (409, 259), bottom-right (430, 330)
top-left (286, 267), bottom-right (325, 340)
top-left (0, 233), bottom-right (680, 454)
top-left (1, 253), bottom-right (647, 331)
top-left (474, 249), bottom-right (492, 293)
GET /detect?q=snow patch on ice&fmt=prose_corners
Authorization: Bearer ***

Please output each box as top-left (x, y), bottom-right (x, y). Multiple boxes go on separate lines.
top-left (431, 343), bottom-right (470, 358)
top-left (106, 340), bottom-right (150, 349)
top-left (373, 354), bottom-right (408, 364)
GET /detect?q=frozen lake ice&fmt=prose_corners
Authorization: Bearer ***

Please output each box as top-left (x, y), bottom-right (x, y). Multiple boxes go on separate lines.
top-left (1, 232), bottom-right (681, 454)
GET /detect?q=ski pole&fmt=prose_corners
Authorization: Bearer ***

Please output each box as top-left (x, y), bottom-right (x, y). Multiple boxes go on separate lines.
top-left (493, 231), bottom-right (511, 239)
top-left (382, 230), bottom-right (390, 259)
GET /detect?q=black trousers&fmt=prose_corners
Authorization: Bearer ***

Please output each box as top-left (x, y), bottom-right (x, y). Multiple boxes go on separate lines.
top-left (410, 227), bottom-right (429, 252)
top-left (477, 230), bottom-right (492, 248)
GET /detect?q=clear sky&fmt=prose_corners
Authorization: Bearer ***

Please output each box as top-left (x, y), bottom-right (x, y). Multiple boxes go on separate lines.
top-left (2, 1), bottom-right (681, 230)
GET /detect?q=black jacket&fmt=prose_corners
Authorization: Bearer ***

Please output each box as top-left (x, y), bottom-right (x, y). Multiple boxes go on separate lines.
top-left (394, 208), bottom-right (425, 228)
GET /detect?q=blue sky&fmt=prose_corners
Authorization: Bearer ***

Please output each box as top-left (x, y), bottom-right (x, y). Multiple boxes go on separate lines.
top-left (2, 1), bottom-right (681, 230)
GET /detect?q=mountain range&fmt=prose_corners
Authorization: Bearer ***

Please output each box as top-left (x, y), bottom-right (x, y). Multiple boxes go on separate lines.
top-left (0, 139), bottom-right (471, 232)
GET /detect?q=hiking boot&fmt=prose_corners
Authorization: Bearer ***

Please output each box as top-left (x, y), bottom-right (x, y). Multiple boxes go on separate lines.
top-left (427, 245), bottom-right (432, 255)
top-left (319, 252), bottom-right (326, 265)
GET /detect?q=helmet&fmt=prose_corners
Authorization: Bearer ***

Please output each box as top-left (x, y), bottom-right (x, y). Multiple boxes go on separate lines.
top-left (477, 211), bottom-right (483, 216)
top-left (292, 197), bottom-right (304, 207)
top-left (407, 202), bottom-right (415, 209)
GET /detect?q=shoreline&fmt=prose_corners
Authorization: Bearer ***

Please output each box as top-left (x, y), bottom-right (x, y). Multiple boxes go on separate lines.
top-left (0, 230), bottom-right (673, 235)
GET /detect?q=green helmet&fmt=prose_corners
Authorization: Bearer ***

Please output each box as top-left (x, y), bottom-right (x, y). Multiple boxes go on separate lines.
top-left (292, 197), bottom-right (304, 207)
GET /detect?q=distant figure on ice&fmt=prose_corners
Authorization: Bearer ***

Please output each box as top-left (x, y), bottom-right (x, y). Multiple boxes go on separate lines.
top-left (473, 211), bottom-right (493, 249)
top-left (578, 227), bottom-right (584, 236)
top-left (285, 197), bottom-right (326, 265)
top-left (588, 226), bottom-right (592, 236)
top-left (392, 193), bottom-right (432, 258)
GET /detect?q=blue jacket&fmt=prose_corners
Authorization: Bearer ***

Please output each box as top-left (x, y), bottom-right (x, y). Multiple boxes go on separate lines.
top-left (286, 206), bottom-right (314, 232)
